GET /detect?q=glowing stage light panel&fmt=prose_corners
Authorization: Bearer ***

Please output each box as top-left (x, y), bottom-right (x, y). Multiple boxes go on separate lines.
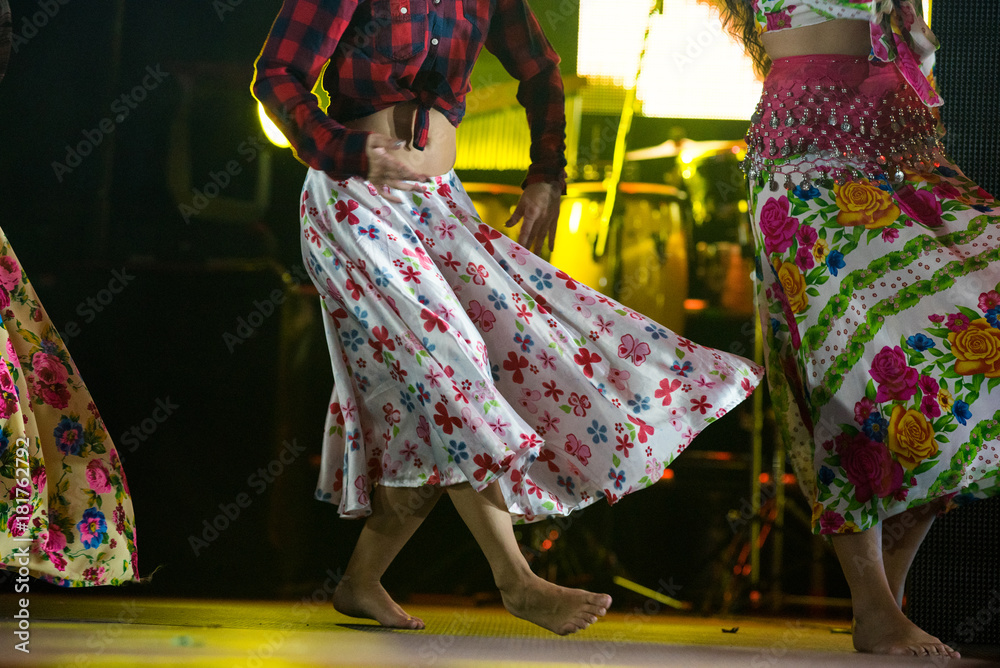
top-left (577, 0), bottom-right (762, 120)
top-left (576, 0), bottom-right (654, 87)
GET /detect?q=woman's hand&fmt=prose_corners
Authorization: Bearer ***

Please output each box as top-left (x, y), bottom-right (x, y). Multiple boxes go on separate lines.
top-left (505, 181), bottom-right (562, 254)
top-left (365, 133), bottom-right (429, 203)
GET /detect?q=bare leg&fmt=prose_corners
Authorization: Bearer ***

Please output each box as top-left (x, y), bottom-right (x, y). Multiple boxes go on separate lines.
top-left (881, 501), bottom-right (942, 609)
top-left (446, 482), bottom-right (612, 635)
top-left (832, 525), bottom-right (959, 657)
top-left (333, 484), bottom-right (443, 629)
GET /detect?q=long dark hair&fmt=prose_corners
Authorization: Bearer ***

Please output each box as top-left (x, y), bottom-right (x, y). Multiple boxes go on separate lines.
top-left (702, 0), bottom-right (770, 78)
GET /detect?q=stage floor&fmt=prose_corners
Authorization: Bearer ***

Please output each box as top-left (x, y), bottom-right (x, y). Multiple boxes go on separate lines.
top-left (4, 597), bottom-right (998, 667)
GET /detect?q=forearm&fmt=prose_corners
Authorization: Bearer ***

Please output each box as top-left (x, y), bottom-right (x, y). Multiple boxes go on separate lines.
top-left (252, 64), bottom-right (371, 178)
top-left (517, 61), bottom-right (568, 193)
top-left (250, 0), bottom-right (370, 179)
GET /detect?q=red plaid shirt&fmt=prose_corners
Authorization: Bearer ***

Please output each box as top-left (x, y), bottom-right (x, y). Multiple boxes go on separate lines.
top-left (252, 0), bottom-right (567, 187)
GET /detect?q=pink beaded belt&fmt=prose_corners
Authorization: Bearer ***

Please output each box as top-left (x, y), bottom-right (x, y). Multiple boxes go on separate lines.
top-left (742, 55), bottom-right (945, 191)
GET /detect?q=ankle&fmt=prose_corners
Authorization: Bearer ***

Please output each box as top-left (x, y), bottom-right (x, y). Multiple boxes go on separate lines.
top-left (494, 567), bottom-right (535, 593)
top-left (338, 573), bottom-right (382, 588)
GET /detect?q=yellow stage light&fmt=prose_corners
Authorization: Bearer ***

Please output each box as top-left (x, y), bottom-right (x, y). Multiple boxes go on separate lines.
top-left (568, 200), bottom-right (584, 234)
top-left (577, 0), bottom-right (762, 120)
top-left (258, 102), bottom-right (290, 149)
top-left (576, 0), bottom-right (654, 88)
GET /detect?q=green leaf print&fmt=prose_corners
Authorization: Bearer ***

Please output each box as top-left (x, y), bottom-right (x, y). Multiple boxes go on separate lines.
top-left (988, 377), bottom-right (1000, 393)
top-left (957, 305), bottom-right (981, 321)
top-left (675, 348), bottom-right (685, 359)
top-left (612, 454), bottom-right (621, 468)
top-left (560, 405), bottom-right (571, 414)
top-left (412, 194), bottom-right (422, 207)
top-left (515, 320), bottom-right (525, 333)
top-left (865, 379), bottom-right (877, 402)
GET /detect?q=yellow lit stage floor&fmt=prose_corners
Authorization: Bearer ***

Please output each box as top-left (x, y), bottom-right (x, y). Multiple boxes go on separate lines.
top-left (4, 597), bottom-right (999, 667)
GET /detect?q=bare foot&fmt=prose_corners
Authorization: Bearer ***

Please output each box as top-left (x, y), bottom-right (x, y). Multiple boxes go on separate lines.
top-left (333, 577), bottom-right (425, 630)
top-left (852, 612), bottom-right (960, 658)
top-left (499, 574), bottom-right (612, 635)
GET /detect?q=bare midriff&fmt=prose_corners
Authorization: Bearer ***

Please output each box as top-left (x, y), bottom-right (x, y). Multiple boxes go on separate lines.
top-left (760, 18), bottom-right (872, 59)
top-left (342, 101), bottom-right (458, 177)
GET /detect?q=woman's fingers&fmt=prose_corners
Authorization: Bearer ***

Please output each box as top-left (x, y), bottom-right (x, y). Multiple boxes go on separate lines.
top-left (379, 183), bottom-right (404, 203)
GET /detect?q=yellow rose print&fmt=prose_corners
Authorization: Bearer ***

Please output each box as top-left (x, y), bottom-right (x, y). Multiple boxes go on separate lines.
top-left (887, 405), bottom-right (938, 470)
top-left (834, 180), bottom-right (901, 229)
top-left (948, 318), bottom-right (1000, 377)
top-left (776, 260), bottom-right (808, 313)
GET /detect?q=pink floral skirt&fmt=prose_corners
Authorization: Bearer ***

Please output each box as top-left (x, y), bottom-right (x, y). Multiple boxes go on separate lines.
top-left (300, 169), bottom-right (763, 521)
top-left (749, 56), bottom-right (1000, 534)
top-left (0, 227), bottom-right (138, 586)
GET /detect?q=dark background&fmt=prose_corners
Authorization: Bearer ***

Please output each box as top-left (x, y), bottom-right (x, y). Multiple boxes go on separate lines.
top-left (0, 0), bottom-right (995, 618)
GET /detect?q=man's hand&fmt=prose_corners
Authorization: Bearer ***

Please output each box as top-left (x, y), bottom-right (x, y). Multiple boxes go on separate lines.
top-left (365, 133), bottom-right (429, 203)
top-left (505, 181), bottom-right (561, 254)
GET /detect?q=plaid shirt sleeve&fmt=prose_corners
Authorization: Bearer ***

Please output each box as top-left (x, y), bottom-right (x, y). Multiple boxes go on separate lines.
top-left (252, 0), bottom-right (371, 179)
top-left (485, 0), bottom-right (568, 192)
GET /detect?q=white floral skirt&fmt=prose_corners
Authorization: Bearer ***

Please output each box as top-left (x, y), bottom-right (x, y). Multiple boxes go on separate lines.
top-left (300, 169), bottom-right (763, 522)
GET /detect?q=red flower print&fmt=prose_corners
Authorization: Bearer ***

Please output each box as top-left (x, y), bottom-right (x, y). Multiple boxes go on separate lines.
top-left (535, 294), bottom-right (552, 315)
top-left (467, 262), bottom-right (489, 285)
top-left (368, 326), bottom-right (395, 363)
top-left (355, 475), bottom-right (369, 506)
top-left (542, 380), bottom-right (564, 402)
top-left (467, 300), bottom-right (496, 333)
top-left (439, 252), bottom-right (461, 272)
top-left (437, 179), bottom-right (453, 199)
top-left (334, 199), bottom-right (360, 225)
top-left (628, 415), bottom-right (654, 443)
top-left (537, 449), bottom-right (560, 472)
top-left (400, 266), bottom-right (422, 283)
top-left (677, 337), bottom-right (696, 353)
top-left (617, 334), bottom-right (651, 367)
top-left (333, 468), bottom-right (343, 492)
top-left (519, 433), bottom-right (542, 450)
top-left (539, 410), bottom-right (561, 434)
top-left (573, 347), bottom-right (602, 378)
top-left (421, 308), bottom-right (448, 333)
top-left (344, 278), bottom-right (363, 300)
top-left (330, 401), bottom-right (345, 425)
top-left (389, 359), bottom-right (407, 381)
top-left (615, 435), bottom-right (633, 458)
top-left (564, 434), bottom-right (592, 465)
top-left (568, 392), bottom-right (591, 417)
top-left (383, 402), bottom-right (401, 425)
top-left (306, 226), bottom-right (322, 246)
top-left (690, 395), bottom-right (712, 414)
top-left (654, 378), bottom-right (682, 406)
top-left (555, 270), bottom-right (578, 289)
top-left (328, 307), bottom-right (349, 328)
top-left (402, 247), bottom-right (433, 270)
top-left (503, 352), bottom-right (530, 384)
top-left (433, 401), bottom-right (462, 434)
top-left (474, 223), bottom-right (503, 255)
top-left (472, 453), bottom-right (501, 482)
top-left (741, 377), bottom-right (755, 397)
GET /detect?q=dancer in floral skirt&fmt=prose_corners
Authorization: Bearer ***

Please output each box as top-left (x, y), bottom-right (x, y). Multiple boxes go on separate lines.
top-left (0, 0), bottom-right (139, 587)
top-left (254, 0), bottom-right (762, 634)
top-left (711, 0), bottom-right (1000, 657)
